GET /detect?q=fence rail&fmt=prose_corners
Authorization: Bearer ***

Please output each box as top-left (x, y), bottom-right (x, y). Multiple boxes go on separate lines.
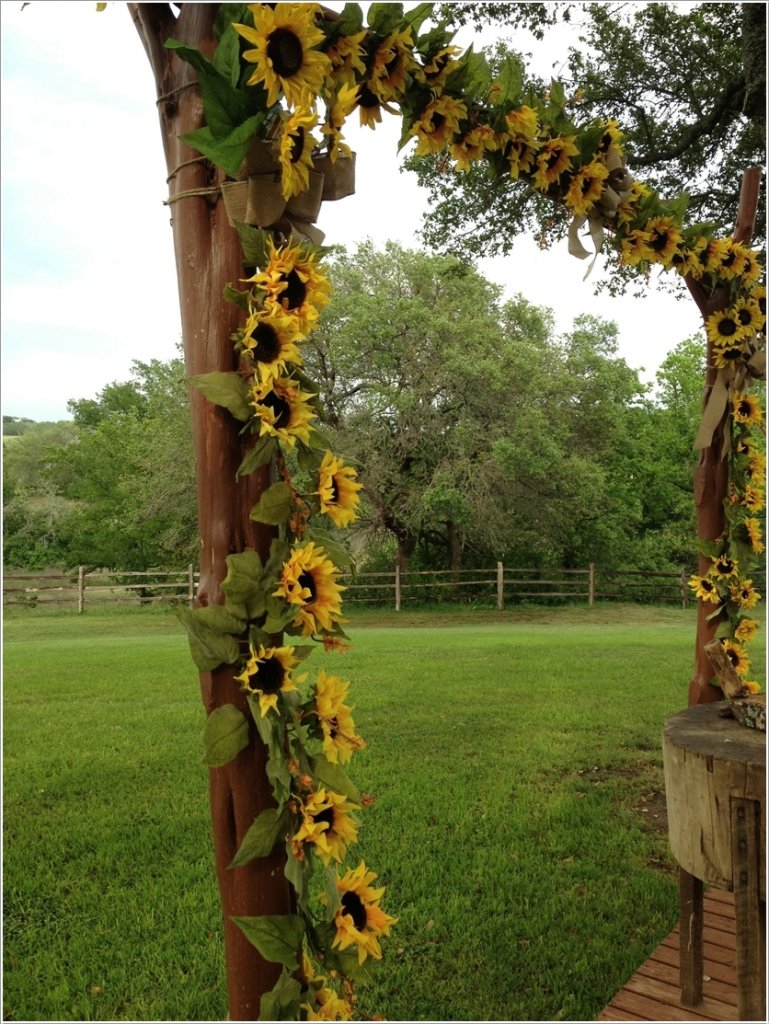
top-left (7, 562), bottom-right (762, 613)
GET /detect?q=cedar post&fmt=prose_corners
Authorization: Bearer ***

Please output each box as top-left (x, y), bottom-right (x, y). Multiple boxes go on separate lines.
top-left (684, 167), bottom-right (762, 707)
top-left (128, 5), bottom-right (292, 1018)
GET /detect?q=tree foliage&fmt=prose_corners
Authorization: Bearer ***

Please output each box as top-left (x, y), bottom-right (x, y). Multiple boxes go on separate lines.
top-left (416, 2), bottom-right (766, 293)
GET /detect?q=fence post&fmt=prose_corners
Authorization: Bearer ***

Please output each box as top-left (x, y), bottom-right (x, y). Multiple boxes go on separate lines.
top-left (497, 561), bottom-right (504, 610)
top-left (394, 563), bottom-right (401, 612)
top-left (77, 565), bottom-right (85, 614)
top-left (188, 563), bottom-right (196, 607)
top-left (588, 563), bottom-right (595, 608)
top-left (680, 568), bottom-right (689, 609)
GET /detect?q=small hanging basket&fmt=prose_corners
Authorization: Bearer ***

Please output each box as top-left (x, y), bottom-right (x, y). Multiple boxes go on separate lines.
top-left (275, 216), bottom-right (326, 248)
top-left (315, 153), bottom-right (356, 201)
top-left (285, 170), bottom-right (324, 223)
top-left (246, 174), bottom-right (286, 228)
top-left (221, 180), bottom-right (249, 227)
top-left (238, 137), bottom-right (281, 179)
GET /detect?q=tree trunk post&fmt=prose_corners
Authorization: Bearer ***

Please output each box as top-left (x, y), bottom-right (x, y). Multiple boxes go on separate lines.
top-left (685, 166), bottom-right (762, 707)
top-left (129, 5), bottom-right (292, 1018)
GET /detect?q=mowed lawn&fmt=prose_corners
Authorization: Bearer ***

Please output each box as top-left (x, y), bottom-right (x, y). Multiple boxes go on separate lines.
top-left (4, 604), bottom-right (763, 1021)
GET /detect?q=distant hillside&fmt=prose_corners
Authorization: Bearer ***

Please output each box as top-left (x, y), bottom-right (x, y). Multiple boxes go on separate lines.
top-left (3, 416), bottom-right (61, 437)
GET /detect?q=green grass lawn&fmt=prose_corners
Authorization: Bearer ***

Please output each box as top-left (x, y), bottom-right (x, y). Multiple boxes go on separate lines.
top-left (3, 604), bottom-right (764, 1021)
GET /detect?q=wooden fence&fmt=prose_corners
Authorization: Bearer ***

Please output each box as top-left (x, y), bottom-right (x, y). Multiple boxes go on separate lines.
top-left (6, 562), bottom-right (757, 613)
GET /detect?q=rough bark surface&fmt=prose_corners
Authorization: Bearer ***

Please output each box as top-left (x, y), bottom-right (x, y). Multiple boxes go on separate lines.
top-left (128, 5), bottom-right (291, 1018)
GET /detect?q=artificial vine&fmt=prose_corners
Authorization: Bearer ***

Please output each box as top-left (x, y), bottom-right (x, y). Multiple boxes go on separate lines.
top-left (167, 2), bottom-right (765, 1018)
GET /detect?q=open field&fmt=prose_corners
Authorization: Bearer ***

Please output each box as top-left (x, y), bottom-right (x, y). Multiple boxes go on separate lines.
top-left (3, 604), bottom-right (765, 1021)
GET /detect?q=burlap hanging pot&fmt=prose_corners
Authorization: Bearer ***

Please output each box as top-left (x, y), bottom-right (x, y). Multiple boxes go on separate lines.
top-left (221, 180), bottom-right (249, 227)
top-left (314, 153), bottom-right (356, 201)
top-left (285, 170), bottom-right (324, 223)
top-left (238, 136), bottom-right (281, 179)
top-left (246, 174), bottom-right (286, 227)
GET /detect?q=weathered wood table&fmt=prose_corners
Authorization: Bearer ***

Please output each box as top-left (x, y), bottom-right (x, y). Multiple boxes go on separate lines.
top-left (663, 701), bottom-right (766, 1021)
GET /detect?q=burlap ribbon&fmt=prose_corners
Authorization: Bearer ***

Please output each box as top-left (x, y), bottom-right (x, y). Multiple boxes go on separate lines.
top-left (568, 146), bottom-right (634, 280)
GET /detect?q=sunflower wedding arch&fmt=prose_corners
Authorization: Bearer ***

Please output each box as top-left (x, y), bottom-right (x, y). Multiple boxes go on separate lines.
top-left (127, 3), bottom-right (765, 1019)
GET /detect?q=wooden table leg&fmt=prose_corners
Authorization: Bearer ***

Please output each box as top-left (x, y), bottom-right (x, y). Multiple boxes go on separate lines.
top-left (731, 796), bottom-right (766, 1021)
top-left (679, 866), bottom-right (704, 1006)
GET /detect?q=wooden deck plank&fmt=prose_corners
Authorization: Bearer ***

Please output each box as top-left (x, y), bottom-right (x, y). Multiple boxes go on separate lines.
top-left (597, 890), bottom-right (739, 1022)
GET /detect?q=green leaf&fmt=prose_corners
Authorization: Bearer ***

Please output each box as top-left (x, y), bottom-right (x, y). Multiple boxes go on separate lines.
top-left (324, 865), bottom-right (342, 918)
top-left (284, 844), bottom-right (312, 908)
top-left (491, 56), bottom-right (523, 107)
top-left (367, 2), bottom-right (404, 35)
top-left (224, 282), bottom-right (252, 312)
top-left (404, 1), bottom-right (433, 33)
top-left (174, 606), bottom-right (241, 671)
top-left (165, 39), bottom-right (249, 139)
top-left (259, 967), bottom-right (302, 1022)
top-left (336, 2), bottom-right (363, 35)
top-left (307, 528), bottom-right (355, 570)
top-left (230, 807), bottom-right (289, 868)
top-left (212, 20), bottom-right (244, 89)
top-left (237, 435), bottom-right (276, 478)
top-left (187, 371), bottom-right (251, 422)
top-left (253, 708), bottom-right (292, 804)
top-left (181, 115), bottom-right (262, 177)
top-left (221, 550), bottom-right (267, 622)
top-left (249, 481), bottom-right (293, 526)
top-left (232, 914), bottom-right (305, 968)
top-left (310, 753), bottom-right (361, 804)
top-left (235, 223), bottom-right (275, 268)
top-left (203, 704), bottom-right (249, 767)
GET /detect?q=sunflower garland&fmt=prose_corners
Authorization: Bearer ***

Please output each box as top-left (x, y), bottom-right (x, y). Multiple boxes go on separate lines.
top-left (172, 3), bottom-right (765, 1016)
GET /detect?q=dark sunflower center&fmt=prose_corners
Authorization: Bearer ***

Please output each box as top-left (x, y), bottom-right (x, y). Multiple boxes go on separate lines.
top-left (430, 112), bottom-right (446, 132)
top-left (737, 308), bottom-right (752, 326)
top-left (546, 149), bottom-right (562, 171)
top-left (720, 346), bottom-right (741, 360)
top-left (726, 649), bottom-right (739, 667)
top-left (384, 52), bottom-right (402, 78)
top-left (267, 28), bottom-right (304, 77)
top-left (298, 570), bottom-right (317, 602)
top-left (649, 231), bottom-right (669, 253)
top-left (721, 251), bottom-right (737, 268)
top-left (581, 175), bottom-right (595, 196)
top-left (255, 656), bottom-right (285, 694)
top-left (718, 318), bottom-right (737, 337)
top-left (329, 478), bottom-right (341, 504)
top-left (290, 127), bottom-right (306, 164)
top-left (599, 131), bottom-right (612, 151)
top-left (280, 269), bottom-right (307, 310)
top-left (341, 891), bottom-right (367, 930)
top-left (262, 391), bottom-right (292, 429)
top-left (252, 323), bottom-right (282, 363)
top-left (716, 559), bottom-right (733, 574)
top-left (328, 715), bottom-right (339, 739)
top-left (358, 84), bottom-right (380, 110)
top-left (313, 807), bottom-right (335, 829)
top-left (738, 401), bottom-right (752, 417)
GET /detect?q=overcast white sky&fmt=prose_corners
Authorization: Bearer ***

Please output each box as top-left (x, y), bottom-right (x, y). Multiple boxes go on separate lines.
top-left (1, 0), bottom-right (703, 422)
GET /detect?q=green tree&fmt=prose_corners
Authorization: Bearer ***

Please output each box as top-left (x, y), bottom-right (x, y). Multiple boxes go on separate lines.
top-left (416, 2), bottom-right (765, 292)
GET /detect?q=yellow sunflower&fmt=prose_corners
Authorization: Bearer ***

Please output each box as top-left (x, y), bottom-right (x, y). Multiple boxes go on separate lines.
top-left (730, 578), bottom-right (761, 609)
top-left (274, 541), bottom-right (346, 636)
top-left (250, 376), bottom-right (317, 447)
top-left (732, 392), bottom-right (763, 426)
top-left (367, 27), bottom-right (416, 104)
top-left (732, 296), bottom-right (764, 336)
top-left (234, 3), bottom-right (331, 108)
top-left (563, 160), bottom-right (610, 218)
top-left (278, 105), bottom-right (320, 199)
top-left (420, 45), bottom-right (463, 91)
top-left (505, 105), bottom-right (539, 141)
top-left (411, 95), bottom-right (467, 156)
top-left (703, 237), bottom-right (745, 281)
top-left (316, 450), bottom-right (363, 527)
top-left (303, 984), bottom-right (353, 1022)
top-left (720, 639), bottom-right (751, 676)
top-left (643, 216), bottom-right (684, 269)
top-left (239, 305), bottom-right (303, 380)
top-left (234, 643), bottom-right (303, 717)
top-left (314, 670), bottom-right (366, 764)
top-left (615, 180), bottom-right (651, 228)
top-left (747, 449), bottom-right (766, 483)
top-left (710, 554), bottom-right (739, 579)
top-left (711, 340), bottom-right (746, 370)
top-left (332, 861), bottom-right (397, 965)
top-left (321, 81), bottom-right (358, 162)
top-left (356, 82), bottom-right (385, 129)
top-left (325, 30), bottom-right (367, 86)
top-left (669, 239), bottom-right (707, 279)
top-left (506, 138), bottom-right (539, 179)
top-left (735, 618), bottom-right (760, 644)
top-left (741, 518), bottom-right (765, 554)
top-left (531, 135), bottom-right (578, 191)
top-left (688, 574), bottom-right (721, 605)
top-left (450, 124), bottom-right (498, 172)
top-left (741, 485), bottom-right (765, 513)
top-left (596, 118), bottom-right (625, 157)
top-left (619, 228), bottom-right (654, 266)
top-left (705, 308), bottom-right (747, 347)
top-left (291, 787), bottom-right (359, 865)
top-left (247, 239), bottom-right (331, 335)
